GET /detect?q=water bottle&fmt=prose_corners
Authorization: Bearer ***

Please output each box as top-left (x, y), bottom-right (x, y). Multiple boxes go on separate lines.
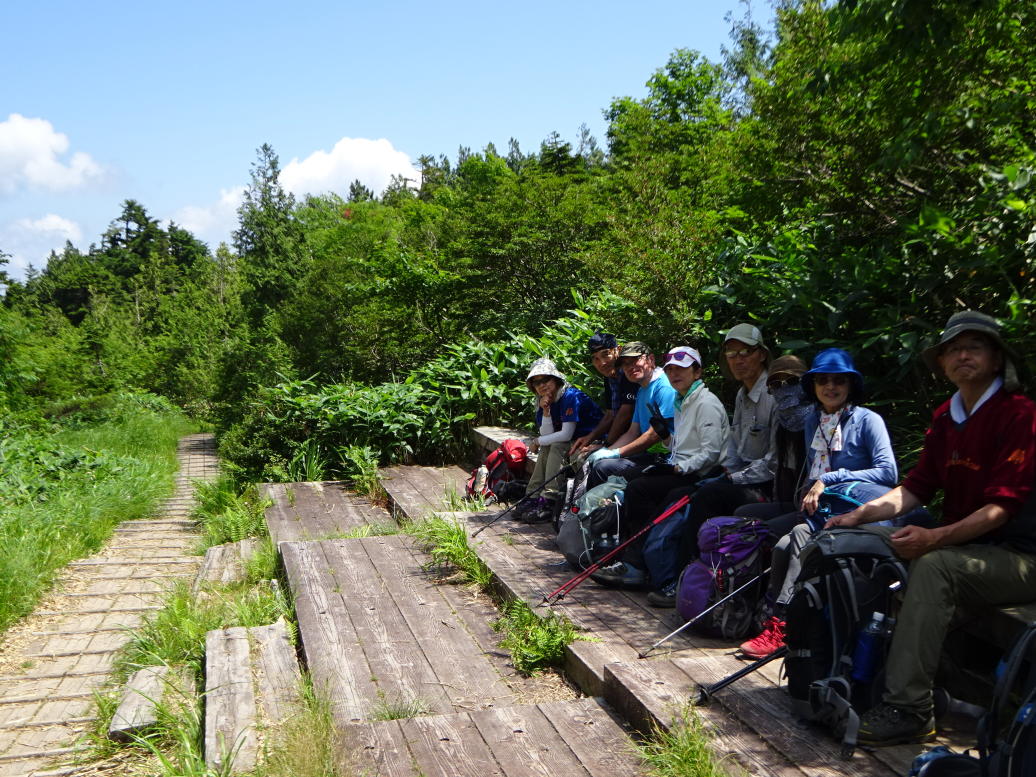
top-left (851, 611), bottom-right (886, 684)
top-left (473, 465), bottom-right (489, 495)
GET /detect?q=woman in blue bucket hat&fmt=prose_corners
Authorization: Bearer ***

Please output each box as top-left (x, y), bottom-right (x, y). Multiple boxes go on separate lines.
top-left (738, 347), bottom-right (901, 659)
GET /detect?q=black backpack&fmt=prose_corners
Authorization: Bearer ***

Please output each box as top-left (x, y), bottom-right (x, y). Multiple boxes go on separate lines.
top-left (556, 499), bottom-right (622, 570)
top-left (783, 528), bottom-right (908, 758)
top-left (911, 623), bottom-right (1036, 777)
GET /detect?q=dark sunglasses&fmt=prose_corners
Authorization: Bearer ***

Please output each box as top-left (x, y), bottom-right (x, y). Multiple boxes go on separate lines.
top-left (814, 374), bottom-right (850, 386)
top-left (767, 375), bottom-right (800, 391)
top-left (664, 351), bottom-right (699, 367)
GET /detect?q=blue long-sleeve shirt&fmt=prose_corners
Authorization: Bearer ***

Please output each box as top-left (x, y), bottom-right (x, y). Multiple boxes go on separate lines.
top-left (802, 405), bottom-right (898, 487)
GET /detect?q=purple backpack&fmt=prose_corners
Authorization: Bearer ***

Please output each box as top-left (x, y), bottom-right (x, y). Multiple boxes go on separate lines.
top-left (676, 516), bottom-right (771, 640)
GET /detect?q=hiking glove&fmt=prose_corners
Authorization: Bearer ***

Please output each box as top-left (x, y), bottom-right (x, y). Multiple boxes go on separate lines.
top-left (649, 413), bottom-right (671, 441)
top-left (587, 447), bottom-right (619, 464)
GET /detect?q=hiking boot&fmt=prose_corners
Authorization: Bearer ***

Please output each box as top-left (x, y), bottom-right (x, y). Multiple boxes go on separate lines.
top-left (857, 703), bottom-right (936, 746)
top-left (647, 580), bottom-right (679, 608)
top-left (524, 499), bottom-right (558, 525)
top-left (512, 496), bottom-right (545, 519)
top-left (590, 561), bottom-right (647, 589)
top-left (739, 617), bottom-right (786, 659)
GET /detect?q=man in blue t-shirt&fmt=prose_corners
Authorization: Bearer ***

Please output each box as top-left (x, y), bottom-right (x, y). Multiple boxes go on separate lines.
top-left (569, 332), bottom-right (639, 458)
top-left (585, 342), bottom-right (676, 488)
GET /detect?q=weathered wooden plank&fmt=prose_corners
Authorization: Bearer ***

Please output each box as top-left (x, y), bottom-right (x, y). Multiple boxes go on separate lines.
top-left (671, 655), bottom-right (898, 777)
top-left (280, 541), bottom-right (377, 724)
top-left (536, 698), bottom-right (643, 777)
top-left (250, 618), bottom-right (302, 724)
top-left (379, 465), bottom-right (469, 521)
top-left (263, 481), bottom-right (393, 543)
top-left (192, 538), bottom-right (259, 594)
top-left (399, 712), bottom-right (502, 777)
top-left (205, 627), bottom-right (258, 774)
top-left (468, 704), bottom-right (592, 777)
top-left (340, 718), bottom-right (416, 777)
top-left (359, 536), bottom-right (516, 708)
top-left (320, 539), bottom-right (455, 714)
top-left (604, 659), bottom-right (802, 777)
top-left (468, 521), bottom-right (640, 694)
top-left (107, 666), bottom-right (170, 742)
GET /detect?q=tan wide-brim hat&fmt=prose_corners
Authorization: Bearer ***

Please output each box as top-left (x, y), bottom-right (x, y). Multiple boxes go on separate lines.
top-left (920, 310), bottom-right (1019, 390)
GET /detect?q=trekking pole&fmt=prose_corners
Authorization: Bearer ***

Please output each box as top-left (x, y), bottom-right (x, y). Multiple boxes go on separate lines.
top-left (539, 494), bottom-right (691, 606)
top-left (470, 466), bottom-right (571, 537)
top-left (638, 566), bottom-right (772, 658)
top-left (694, 645), bottom-right (789, 705)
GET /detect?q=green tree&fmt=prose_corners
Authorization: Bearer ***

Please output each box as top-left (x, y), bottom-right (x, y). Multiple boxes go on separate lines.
top-left (233, 144), bottom-right (308, 323)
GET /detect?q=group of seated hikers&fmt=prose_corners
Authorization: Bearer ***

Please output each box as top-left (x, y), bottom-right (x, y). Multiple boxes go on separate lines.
top-left (508, 310), bottom-right (1036, 747)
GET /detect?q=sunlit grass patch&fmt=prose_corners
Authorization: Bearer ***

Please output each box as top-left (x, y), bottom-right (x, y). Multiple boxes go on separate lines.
top-left (636, 704), bottom-right (744, 777)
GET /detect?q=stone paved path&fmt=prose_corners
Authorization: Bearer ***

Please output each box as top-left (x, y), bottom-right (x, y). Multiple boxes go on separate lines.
top-left (0, 434), bottom-right (219, 777)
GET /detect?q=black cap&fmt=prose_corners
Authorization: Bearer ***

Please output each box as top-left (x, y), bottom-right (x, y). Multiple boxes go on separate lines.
top-left (587, 332), bottom-right (618, 354)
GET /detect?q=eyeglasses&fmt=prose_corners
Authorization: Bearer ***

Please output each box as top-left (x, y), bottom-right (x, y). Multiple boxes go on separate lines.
top-left (942, 340), bottom-right (992, 357)
top-left (530, 376), bottom-right (554, 387)
top-left (767, 375), bottom-right (800, 391)
top-left (724, 347), bottom-right (757, 359)
top-left (813, 374), bottom-right (850, 386)
top-left (664, 351), bottom-right (699, 367)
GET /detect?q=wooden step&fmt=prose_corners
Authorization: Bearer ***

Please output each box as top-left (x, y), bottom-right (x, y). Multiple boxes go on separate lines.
top-left (262, 481), bottom-right (395, 544)
top-left (604, 655), bottom-right (916, 777)
top-left (108, 666), bottom-right (175, 742)
top-left (463, 513), bottom-right (938, 776)
top-left (378, 465), bottom-right (470, 521)
top-left (204, 618), bottom-right (301, 774)
top-left (341, 697), bottom-right (644, 777)
top-left (280, 535), bottom-right (516, 728)
top-left (465, 514), bottom-right (734, 695)
top-left (192, 539), bottom-right (260, 593)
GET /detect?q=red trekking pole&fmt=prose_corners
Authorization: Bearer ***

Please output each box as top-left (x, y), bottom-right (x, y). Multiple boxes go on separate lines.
top-left (540, 493), bottom-right (691, 606)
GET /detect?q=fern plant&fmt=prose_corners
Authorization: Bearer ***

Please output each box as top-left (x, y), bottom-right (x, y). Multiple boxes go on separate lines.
top-left (492, 600), bottom-right (578, 675)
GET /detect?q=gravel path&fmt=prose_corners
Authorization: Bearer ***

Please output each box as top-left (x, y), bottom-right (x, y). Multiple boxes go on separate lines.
top-left (0, 434), bottom-right (219, 777)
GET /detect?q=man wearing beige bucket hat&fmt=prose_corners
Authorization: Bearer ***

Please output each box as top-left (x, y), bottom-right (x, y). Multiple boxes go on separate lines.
top-left (826, 310), bottom-right (1036, 745)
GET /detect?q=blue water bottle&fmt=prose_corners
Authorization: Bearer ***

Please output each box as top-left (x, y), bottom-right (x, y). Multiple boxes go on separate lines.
top-left (851, 611), bottom-right (886, 683)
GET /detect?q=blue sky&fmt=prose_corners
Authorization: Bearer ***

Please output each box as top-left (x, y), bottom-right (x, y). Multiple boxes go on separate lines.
top-left (1, 0), bottom-right (753, 279)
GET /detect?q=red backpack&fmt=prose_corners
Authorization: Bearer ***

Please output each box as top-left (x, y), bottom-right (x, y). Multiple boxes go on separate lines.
top-left (465, 439), bottom-right (529, 503)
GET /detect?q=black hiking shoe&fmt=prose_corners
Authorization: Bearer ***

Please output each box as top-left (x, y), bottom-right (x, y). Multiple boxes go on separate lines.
top-left (857, 703), bottom-right (935, 746)
top-left (512, 496), bottom-right (545, 519)
top-left (523, 499), bottom-right (557, 524)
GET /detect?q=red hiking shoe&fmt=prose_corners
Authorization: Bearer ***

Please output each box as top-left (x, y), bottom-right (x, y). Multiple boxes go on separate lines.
top-left (739, 617), bottom-right (786, 659)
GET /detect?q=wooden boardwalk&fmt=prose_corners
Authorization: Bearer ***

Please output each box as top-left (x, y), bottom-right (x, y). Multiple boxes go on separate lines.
top-left (343, 698), bottom-right (644, 777)
top-left (269, 475), bottom-right (647, 777)
top-left (377, 465), bottom-right (468, 520)
top-left (0, 433), bottom-right (219, 777)
top-left (378, 464), bottom-right (952, 777)
top-left (262, 481), bottom-right (394, 543)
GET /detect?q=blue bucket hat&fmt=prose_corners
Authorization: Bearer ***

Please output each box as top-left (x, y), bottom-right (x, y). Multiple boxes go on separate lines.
top-left (801, 348), bottom-right (864, 403)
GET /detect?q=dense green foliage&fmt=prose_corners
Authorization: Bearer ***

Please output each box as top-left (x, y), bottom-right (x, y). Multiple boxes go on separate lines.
top-left (2, 0), bottom-right (1034, 480)
top-left (0, 394), bottom-right (193, 631)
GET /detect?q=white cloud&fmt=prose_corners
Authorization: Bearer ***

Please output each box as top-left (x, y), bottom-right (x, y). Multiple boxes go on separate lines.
top-left (279, 137), bottom-right (420, 198)
top-left (0, 114), bottom-right (104, 194)
top-left (1, 214), bottom-right (83, 279)
top-left (171, 186), bottom-right (246, 248)
top-left (168, 137), bottom-right (420, 249)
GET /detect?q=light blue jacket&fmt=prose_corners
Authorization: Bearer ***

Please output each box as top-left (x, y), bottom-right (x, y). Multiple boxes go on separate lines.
top-left (803, 405), bottom-right (898, 487)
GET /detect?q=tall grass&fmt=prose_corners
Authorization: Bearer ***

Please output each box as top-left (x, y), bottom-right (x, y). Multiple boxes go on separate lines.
top-left (637, 705), bottom-right (743, 777)
top-left (0, 394), bottom-right (195, 633)
top-left (191, 476), bottom-right (270, 548)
